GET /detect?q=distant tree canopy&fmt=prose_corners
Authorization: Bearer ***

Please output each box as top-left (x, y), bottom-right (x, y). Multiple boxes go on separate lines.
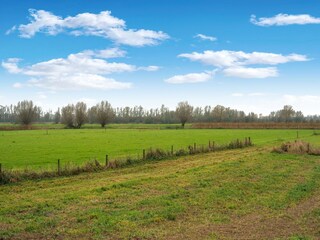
top-left (1, 100), bottom-right (320, 127)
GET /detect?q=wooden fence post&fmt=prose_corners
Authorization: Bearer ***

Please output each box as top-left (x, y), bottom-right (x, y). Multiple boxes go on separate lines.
top-left (209, 141), bottom-right (211, 149)
top-left (248, 137), bottom-right (251, 145)
top-left (194, 143), bottom-right (196, 151)
top-left (171, 145), bottom-right (174, 155)
top-left (58, 159), bottom-right (61, 175)
top-left (212, 141), bottom-right (215, 151)
top-left (105, 155), bottom-right (109, 167)
top-left (143, 149), bottom-right (146, 160)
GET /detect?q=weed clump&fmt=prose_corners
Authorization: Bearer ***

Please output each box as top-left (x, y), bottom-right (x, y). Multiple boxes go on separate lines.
top-left (272, 140), bottom-right (320, 155)
top-left (146, 148), bottom-right (169, 160)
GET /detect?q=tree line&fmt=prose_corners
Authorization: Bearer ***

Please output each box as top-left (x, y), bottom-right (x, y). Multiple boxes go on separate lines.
top-left (1, 100), bottom-right (320, 128)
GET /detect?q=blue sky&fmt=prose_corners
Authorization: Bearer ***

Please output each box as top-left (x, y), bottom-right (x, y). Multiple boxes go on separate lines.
top-left (1, 0), bottom-right (320, 115)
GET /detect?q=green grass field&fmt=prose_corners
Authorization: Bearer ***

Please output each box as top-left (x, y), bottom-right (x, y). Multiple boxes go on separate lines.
top-left (0, 128), bottom-right (316, 170)
top-left (1, 128), bottom-right (320, 239)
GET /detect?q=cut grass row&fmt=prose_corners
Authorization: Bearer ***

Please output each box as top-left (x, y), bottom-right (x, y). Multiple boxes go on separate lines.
top-left (0, 145), bottom-right (319, 239)
top-left (0, 129), bottom-right (316, 170)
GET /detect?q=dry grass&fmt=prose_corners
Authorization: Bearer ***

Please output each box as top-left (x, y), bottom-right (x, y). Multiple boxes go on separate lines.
top-left (273, 140), bottom-right (320, 155)
top-left (193, 122), bottom-right (320, 129)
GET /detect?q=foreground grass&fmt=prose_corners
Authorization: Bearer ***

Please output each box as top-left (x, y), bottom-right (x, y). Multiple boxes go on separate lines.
top-left (0, 128), bottom-right (314, 170)
top-left (0, 145), bottom-right (320, 239)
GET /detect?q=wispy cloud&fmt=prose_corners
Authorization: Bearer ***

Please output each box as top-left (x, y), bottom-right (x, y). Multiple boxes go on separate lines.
top-left (223, 67), bottom-right (278, 79)
top-left (165, 71), bottom-right (214, 84)
top-left (1, 58), bottom-right (22, 73)
top-left (178, 50), bottom-right (308, 78)
top-left (9, 9), bottom-right (169, 46)
top-left (251, 14), bottom-right (320, 26)
top-left (2, 48), bottom-right (160, 90)
top-left (194, 33), bottom-right (217, 41)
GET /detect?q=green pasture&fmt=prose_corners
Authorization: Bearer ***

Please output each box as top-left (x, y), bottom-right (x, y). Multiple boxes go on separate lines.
top-left (1, 142), bottom-right (319, 239)
top-left (0, 128), bottom-right (317, 170)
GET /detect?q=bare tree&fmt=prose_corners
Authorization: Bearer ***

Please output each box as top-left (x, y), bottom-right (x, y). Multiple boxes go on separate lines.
top-left (61, 104), bottom-right (75, 128)
top-left (14, 100), bottom-right (41, 125)
top-left (96, 101), bottom-right (114, 127)
top-left (176, 101), bottom-right (193, 128)
top-left (75, 102), bottom-right (87, 128)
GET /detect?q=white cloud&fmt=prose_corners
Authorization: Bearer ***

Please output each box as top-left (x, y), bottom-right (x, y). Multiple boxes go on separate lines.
top-left (6, 26), bottom-right (16, 35)
top-left (223, 67), bottom-right (278, 79)
top-left (178, 50), bottom-right (308, 79)
top-left (92, 48), bottom-right (126, 59)
top-left (251, 14), bottom-right (320, 26)
top-left (138, 66), bottom-right (160, 71)
top-left (11, 9), bottom-right (169, 46)
top-left (2, 48), bottom-right (159, 90)
top-left (179, 50), bottom-right (308, 67)
top-left (165, 71), bottom-right (214, 84)
top-left (1, 58), bottom-right (22, 73)
top-left (194, 34), bottom-right (217, 41)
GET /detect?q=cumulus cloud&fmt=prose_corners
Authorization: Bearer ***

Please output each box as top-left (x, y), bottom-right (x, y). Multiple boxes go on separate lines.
top-left (10, 9), bottom-right (169, 46)
top-left (194, 34), bottom-right (217, 41)
top-left (2, 48), bottom-right (159, 90)
top-left (179, 50), bottom-right (308, 67)
top-left (178, 50), bottom-right (308, 79)
top-left (223, 67), bottom-right (278, 78)
top-left (251, 14), bottom-right (320, 26)
top-left (165, 71), bottom-right (214, 84)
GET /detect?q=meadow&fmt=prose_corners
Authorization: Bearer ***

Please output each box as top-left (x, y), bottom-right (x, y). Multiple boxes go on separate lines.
top-left (0, 127), bottom-right (316, 170)
top-left (0, 127), bottom-right (320, 239)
